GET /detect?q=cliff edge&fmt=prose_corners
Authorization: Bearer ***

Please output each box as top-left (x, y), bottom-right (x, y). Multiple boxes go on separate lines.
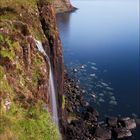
top-left (0, 0), bottom-right (68, 139)
top-left (53, 0), bottom-right (75, 13)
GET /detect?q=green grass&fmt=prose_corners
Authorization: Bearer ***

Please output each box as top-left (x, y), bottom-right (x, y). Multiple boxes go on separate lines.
top-left (0, 0), bottom-right (38, 11)
top-left (0, 66), bottom-right (13, 95)
top-left (0, 49), bottom-right (15, 61)
top-left (32, 70), bottom-right (40, 86)
top-left (0, 102), bottom-right (61, 140)
top-left (62, 95), bottom-right (65, 109)
top-left (0, 35), bottom-right (5, 44)
top-left (0, 35), bottom-right (16, 61)
top-left (0, 1), bottom-right (61, 140)
top-left (0, 0), bottom-right (45, 40)
top-left (0, 66), bottom-right (4, 80)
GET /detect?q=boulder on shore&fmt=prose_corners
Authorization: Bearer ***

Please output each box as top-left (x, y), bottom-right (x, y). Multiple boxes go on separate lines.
top-left (119, 118), bottom-right (136, 130)
top-left (114, 128), bottom-right (132, 139)
top-left (94, 127), bottom-right (112, 140)
top-left (106, 116), bottom-right (118, 127)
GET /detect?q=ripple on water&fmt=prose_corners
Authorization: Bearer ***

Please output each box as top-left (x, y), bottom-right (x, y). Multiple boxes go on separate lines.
top-left (99, 98), bottom-right (105, 103)
top-left (88, 62), bottom-right (96, 66)
top-left (108, 92), bottom-right (114, 96)
top-left (91, 66), bottom-right (98, 70)
top-left (110, 96), bottom-right (116, 101)
top-left (106, 87), bottom-right (114, 91)
top-left (101, 82), bottom-right (109, 87)
top-left (99, 93), bottom-right (104, 97)
top-left (90, 73), bottom-right (96, 77)
top-left (109, 100), bottom-right (117, 105)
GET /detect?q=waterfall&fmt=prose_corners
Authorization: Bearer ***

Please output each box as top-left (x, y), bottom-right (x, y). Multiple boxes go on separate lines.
top-left (35, 40), bottom-right (59, 127)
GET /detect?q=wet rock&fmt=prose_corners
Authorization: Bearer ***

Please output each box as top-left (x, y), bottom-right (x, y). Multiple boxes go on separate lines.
top-left (135, 118), bottom-right (140, 125)
top-left (82, 90), bottom-right (86, 93)
top-left (76, 94), bottom-right (81, 100)
top-left (90, 74), bottom-right (96, 77)
top-left (106, 117), bottom-right (118, 127)
top-left (82, 112), bottom-right (98, 122)
top-left (114, 128), bottom-right (132, 139)
top-left (63, 74), bottom-right (137, 140)
top-left (108, 92), bottom-right (114, 96)
top-left (91, 94), bottom-right (96, 99)
top-left (98, 98), bottom-right (105, 103)
top-left (94, 127), bottom-right (112, 140)
top-left (94, 138), bottom-right (105, 140)
top-left (91, 66), bottom-right (98, 70)
top-left (99, 93), bottom-right (104, 97)
top-left (110, 96), bottom-right (116, 100)
top-left (98, 121), bottom-right (105, 125)
top-left (106, 87), bottom-right (114, 91)
top-left (85, 102), bottom-right (90, 107)
top-left (73, 68), bottom-right (78, 72)
top-left (119, 118), bottom-right (136, 130)
top-left (101, 82), bottom-right (108, 87)
top-left (109, 100), bottom-right (117, 105)
top-left (132, 113), bottom-right (138, 118)
top-left (80, 65), bottom-right (85, 69)
top-left (86, 106), bottom-right (99, 117)
top-left (76, 85), bottom-right (79, 89)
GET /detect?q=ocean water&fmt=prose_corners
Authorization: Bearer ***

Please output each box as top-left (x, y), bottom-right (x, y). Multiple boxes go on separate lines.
top-left (56, 0), bottom-right (140, 139)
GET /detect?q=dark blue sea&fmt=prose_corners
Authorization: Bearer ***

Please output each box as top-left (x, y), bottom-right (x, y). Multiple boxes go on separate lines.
top-left (56, 0), bottom-right (140, 139)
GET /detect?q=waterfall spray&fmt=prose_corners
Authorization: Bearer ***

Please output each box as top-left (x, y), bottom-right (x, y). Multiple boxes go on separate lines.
top-left (35, 40), bottom-right (59, 127)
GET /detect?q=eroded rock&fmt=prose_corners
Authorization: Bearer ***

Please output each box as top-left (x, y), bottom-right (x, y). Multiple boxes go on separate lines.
top-left (94, 127), bottom-right (112, 140)
top-left (119, 118), bottom-right (136, 130)
top-left (114, 128), bottom-right (132, 139)
top-left (106, 117), bottom-right (118, 127)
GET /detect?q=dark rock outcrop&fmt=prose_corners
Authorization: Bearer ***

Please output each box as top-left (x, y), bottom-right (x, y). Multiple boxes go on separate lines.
top-left (119, 117), bottom-right (136, 130)
top-left (63, 74), bottom-right (137, 140)
top-left (106, 117), bottom-right (118, 127)
top-left (113, 128), bottom-right (132, 139)
top-left (94, 127), bottom-right (112, 140)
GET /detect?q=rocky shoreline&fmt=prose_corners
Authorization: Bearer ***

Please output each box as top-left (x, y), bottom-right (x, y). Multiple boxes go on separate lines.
top-left (63, 73), bottom-right (137, 140)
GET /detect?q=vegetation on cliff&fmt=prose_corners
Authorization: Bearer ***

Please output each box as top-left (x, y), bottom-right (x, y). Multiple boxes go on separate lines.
top-left (0, 0), bottom-right (64, 139)
top-left (52, 0), bottom-right (74, 13)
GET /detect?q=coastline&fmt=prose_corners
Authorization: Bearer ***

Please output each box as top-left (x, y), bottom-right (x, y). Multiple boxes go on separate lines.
top-left (62, 71), bottom-right (137, 140)
top-left (56, 1), bottom-right (140, 139)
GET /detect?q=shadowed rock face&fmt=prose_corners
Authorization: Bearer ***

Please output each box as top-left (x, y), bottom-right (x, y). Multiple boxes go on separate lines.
top-left (38, 0), bottom-right (64, 121)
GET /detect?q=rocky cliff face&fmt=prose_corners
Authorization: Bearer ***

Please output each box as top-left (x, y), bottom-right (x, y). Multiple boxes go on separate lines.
top-left (53, 0), bottom-right (74, 13)
top-left (0, 0), bottom-right (66, 139)
top-left (38, 0), bottom-right (64, 121)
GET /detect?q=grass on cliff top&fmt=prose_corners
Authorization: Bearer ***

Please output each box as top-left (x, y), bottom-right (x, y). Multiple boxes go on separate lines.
top-left (0, 0), bottom-right (37, 20)
top-left (0, 0), bottom-right (45, 40)
top-left (0, 0), bottom-right (37, 10)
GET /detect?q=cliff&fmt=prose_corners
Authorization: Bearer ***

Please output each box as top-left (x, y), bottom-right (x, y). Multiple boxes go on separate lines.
top-left (0, 0), bottom-right (66, 139)
top-left (52, 0), bottom-right (75, 13)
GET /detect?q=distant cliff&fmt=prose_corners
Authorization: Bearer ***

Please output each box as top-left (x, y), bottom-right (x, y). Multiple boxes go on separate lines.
top-left (0, 0), bottom-right (72, 139)
top-left (53, 0), bottom-right (75, 13)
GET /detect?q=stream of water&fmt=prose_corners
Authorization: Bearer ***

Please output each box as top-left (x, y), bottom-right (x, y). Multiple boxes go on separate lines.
top-left (35, 40), bottom-right (59, 127)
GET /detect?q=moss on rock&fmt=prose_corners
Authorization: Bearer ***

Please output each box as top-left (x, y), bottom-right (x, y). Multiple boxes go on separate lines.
top-left (0, 0), bottom-right (62, 139)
